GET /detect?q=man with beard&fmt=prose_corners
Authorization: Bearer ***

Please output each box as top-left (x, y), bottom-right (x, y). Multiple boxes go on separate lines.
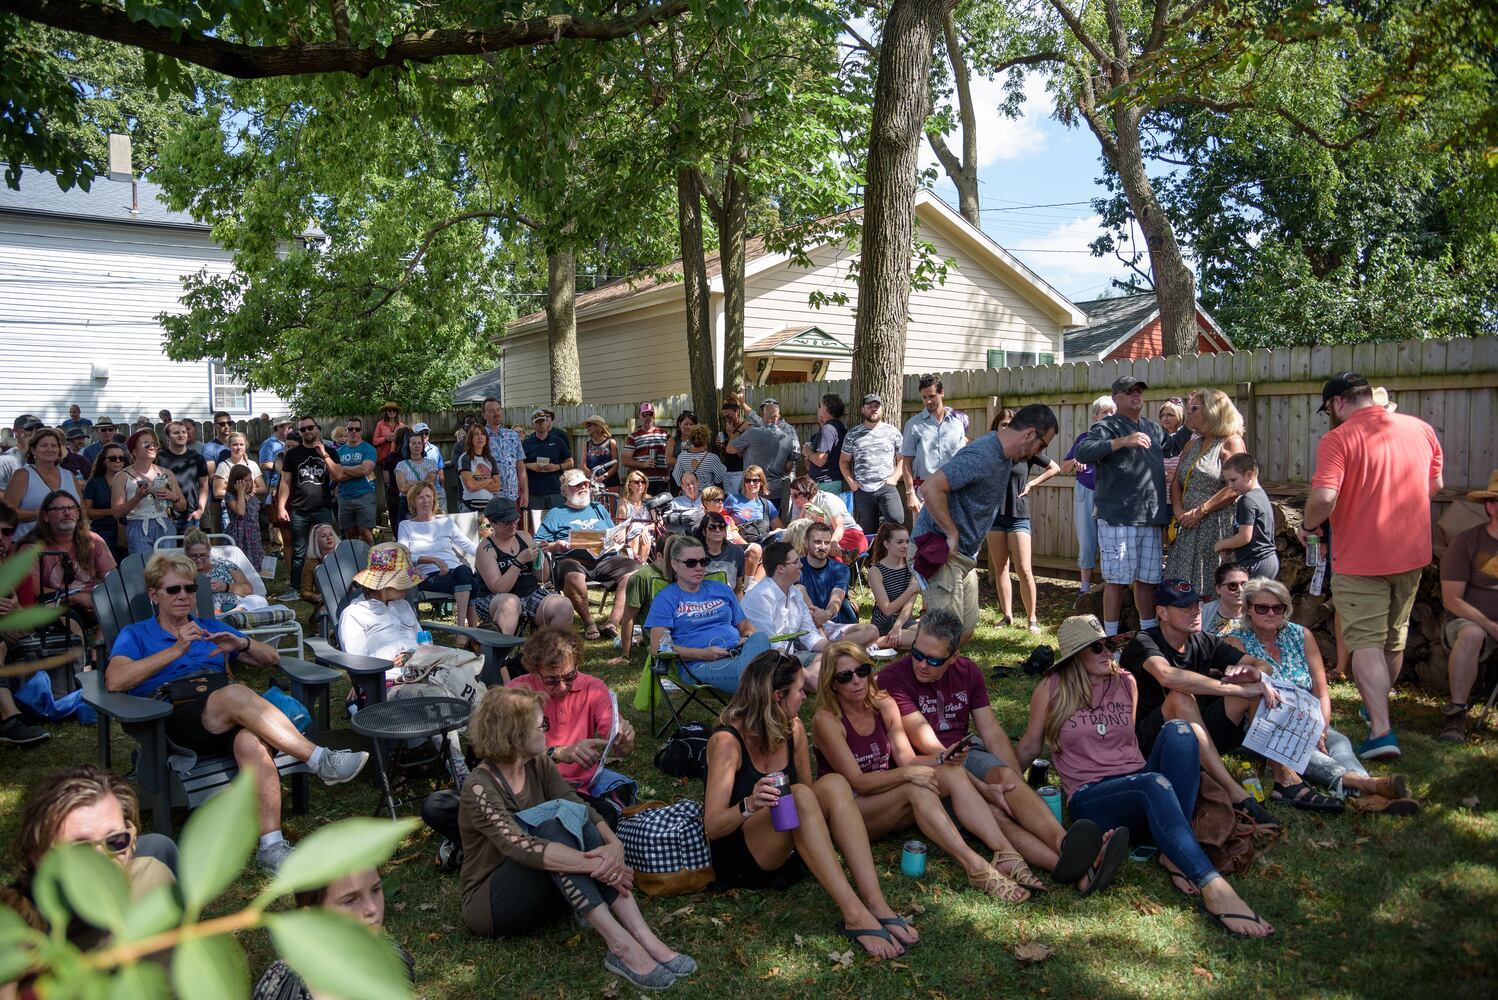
top-left (535, 470), bottom-right (640, 640)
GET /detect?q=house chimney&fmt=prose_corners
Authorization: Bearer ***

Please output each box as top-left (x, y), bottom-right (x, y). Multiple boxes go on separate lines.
top-left (107, 133), bottom-right (138, 215)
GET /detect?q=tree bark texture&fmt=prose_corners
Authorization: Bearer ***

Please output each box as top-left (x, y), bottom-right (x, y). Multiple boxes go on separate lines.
top-left (545, 248), bottom-right (583, 405)
top-left (854, 0), bottom-right (951, 410)
top-left (926, 11), bottom-right (980, 226)
top-left (717, 132), bottom-right (751, 400)
top-left (677, 169), bottom-right (717, 418)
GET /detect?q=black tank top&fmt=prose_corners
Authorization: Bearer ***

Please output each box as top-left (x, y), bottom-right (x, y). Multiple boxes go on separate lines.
top-left (717, 723), bottom-right (798, 804)
top-left (483, 536), bottom-right (539, 598)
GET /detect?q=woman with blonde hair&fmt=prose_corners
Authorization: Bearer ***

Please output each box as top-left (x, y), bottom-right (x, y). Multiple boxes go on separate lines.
top-left (457, 687), bottom-right (692, 989)
top-left (398, 480), bottom-right (477, 626)
top-left (1017, 615), bottom-right (1273, 938)
top-left (1164, 388), bottom-right (1246, 592)
top-left (812, 642), bottom-right (1036, 901)
top-left (704, 650), bottom-right (916, 958)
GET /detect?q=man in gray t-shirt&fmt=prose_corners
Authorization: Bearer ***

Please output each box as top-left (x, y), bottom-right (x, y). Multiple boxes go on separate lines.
top-left (914, 404), bottom-right (1057, 639)
top-left (730, 398), bottom-right (799, 506)
top-left (840, 393), bottom-right (905, 534)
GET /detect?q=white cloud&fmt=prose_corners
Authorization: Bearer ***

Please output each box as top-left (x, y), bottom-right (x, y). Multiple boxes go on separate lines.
top-left (1004, 215), bottom-right (1136, 301)
top-left (921, 74), bottom-right (1051, 172)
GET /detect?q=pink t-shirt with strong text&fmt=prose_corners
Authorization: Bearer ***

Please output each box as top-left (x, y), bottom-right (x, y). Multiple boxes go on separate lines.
top-left (877, 654), bottom-right (989, 748)
top-left (1310, 405), bottom-right (1442, 576)
top-left (1047, 672), bottom-right (1145, 799)
top-left (507, 672), bottom-right (614, 789)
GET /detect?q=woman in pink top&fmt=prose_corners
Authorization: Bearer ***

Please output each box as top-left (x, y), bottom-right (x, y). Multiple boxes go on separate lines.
top-left (1017, 615), bottom-right (1275, 939)
top-left (810, 642), bottom-right (1033, 903)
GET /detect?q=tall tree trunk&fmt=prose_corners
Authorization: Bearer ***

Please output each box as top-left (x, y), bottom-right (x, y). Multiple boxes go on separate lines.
top-left (926, 11), bottom-right (980, 226)
top-left (718, 123), bottom-right (750, 398)
top-left (854, 0), bottom-right (950, 409)
top-left (545, 246), bottom-right (582, 404)
top-left (1103, 104), bottom-right (1198, 355)
top-left (677, 168), bottom-right (716, 417)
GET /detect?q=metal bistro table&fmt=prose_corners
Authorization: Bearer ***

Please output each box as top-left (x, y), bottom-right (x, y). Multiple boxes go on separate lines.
top-left (350, 695), bottom-right (472, 820)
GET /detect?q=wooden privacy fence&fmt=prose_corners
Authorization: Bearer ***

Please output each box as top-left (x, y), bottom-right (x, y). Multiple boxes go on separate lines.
top-left (214, 335), bottom-right (1497, 574)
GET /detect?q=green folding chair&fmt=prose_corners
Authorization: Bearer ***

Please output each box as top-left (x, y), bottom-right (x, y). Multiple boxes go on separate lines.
top-left (633, 572), bottom-right (739, 738)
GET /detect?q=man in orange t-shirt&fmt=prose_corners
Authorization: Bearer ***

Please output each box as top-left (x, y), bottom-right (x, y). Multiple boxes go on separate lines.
top-left (1302, 372), bottom-right (1443, 762)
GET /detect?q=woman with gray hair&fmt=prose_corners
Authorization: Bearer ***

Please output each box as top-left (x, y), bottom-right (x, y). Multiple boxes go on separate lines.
top-left (1224, 578), bottom-right (1418, 816)
top-left (1060, 395), bottom-right (1116, 595)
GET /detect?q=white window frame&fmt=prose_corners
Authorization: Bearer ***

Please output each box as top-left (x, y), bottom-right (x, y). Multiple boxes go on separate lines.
top-left (208, 362), bottom-right (252, 414)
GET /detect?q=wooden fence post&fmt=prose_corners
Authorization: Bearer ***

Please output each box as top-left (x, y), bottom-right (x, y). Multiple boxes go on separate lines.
top-left (1236, 381), bottom-right (1256, 449)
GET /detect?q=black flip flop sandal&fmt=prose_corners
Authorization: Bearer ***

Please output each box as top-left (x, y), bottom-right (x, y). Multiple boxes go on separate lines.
top-left (1051, 819), bottom-right (1102, 885)
top-left (1272, 781), bottom-right (1345, 814)
top-left (837, 924), bottom-right (903, 957)
top-left (1079, 827), bottom-right (1131, 896)
top-left (1157, 856), bottom-right (1200, 897)
top-left (1196, 899), bottom-right (1275, 939)
top-left (877, 915), bottom-right (918, 949)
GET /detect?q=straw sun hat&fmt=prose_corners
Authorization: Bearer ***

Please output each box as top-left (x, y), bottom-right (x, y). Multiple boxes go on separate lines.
top-left (1050, 615), bottom-right (1133, 671)
top-left (352, 542), bottom-right (422, 591)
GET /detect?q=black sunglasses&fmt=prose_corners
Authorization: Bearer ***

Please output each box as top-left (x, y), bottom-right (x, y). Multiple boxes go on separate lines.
top-left (298, 425), bottom-right (318, 433)
top-left (911, 647), bottom-right (950, 667)
top-left (215, 420), bottom-right (232, 427)
top-left (0, 526), bottom-right (14, 536)
top-left (539, 716), bottom-right (551, 732)
top-left (541, 671), bottom-right (578, 687)
top-left (1086, 640), bottom-right (1109, 656)
top-left (674, 556), bottom-right (710, 568)
top-left (833, 663), bottom-right (873, 685)
top-left (160, 583), bottom-right (199, 595)
top-left (1251, 602), bottom-right (1288, 615)
top-left (105, 454), bottom-right (126, 462)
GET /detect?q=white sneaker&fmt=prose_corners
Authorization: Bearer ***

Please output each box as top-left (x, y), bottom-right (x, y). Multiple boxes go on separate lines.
top-left (315, 748), bottom-right (370, 785)
top-left (255, 838), bottom-right (294, 874)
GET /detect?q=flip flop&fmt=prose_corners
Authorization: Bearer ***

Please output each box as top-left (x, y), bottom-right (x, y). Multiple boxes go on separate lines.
top-left (1050, 819), bottom-right (1102, 885)
top-left (837, 923), bottom-right (903, 958)
top-left (1078, 827), bottom-right (1131, 896)
top-left (877, 915), bottom-right (918, 949)
top-left (1271, 781), bottom-right (1344, 814)
top-left (1158, 856), bottom-right (1200, 897)
top-left (1196, 899), bottom-right (1275, 939)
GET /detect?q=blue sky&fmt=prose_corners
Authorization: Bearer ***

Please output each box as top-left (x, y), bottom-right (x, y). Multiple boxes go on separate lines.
top-left (920, 73), bottom-right (1139, 303)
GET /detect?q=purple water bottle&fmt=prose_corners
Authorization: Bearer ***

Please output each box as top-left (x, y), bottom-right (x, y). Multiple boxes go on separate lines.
top-left (768, 771), bottom-right (799, 832)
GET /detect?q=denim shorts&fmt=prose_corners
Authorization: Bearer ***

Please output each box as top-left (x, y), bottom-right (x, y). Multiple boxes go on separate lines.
top-left (990, 514), bottom-right (1031, 534)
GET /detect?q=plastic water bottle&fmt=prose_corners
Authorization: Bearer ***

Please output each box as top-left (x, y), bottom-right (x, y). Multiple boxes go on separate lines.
top-left (658, 634), bottom-right (673, 657)
top-left (1304, 534), bottom-right (1322, 568)
top-left (416, 629), bottom-right (433, 645)
top-left (768, 771), bottom-right (800, 832)
top-left (1239, 764), bottom-right (1266, 803)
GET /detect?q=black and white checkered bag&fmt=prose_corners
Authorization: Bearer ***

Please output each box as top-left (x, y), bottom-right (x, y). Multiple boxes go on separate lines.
top-left (616, 799), bottom-right (712, 890)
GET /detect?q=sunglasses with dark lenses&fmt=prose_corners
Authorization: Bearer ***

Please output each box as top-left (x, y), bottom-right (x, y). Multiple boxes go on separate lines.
top-left (705, 523), bottom-right (727, 531)
top-left (1250, 602), bottom-right (1288, 616)
top-left (87, 830), bottom-right (134, 855)
top-left (298, 425), bottom-right (318, 433)
top-left (215, 420), bottom-right (232, 427)
top-left (911, 648), bottom-right (950, 667)
top-left (833, 663), bottom-right (874, 685)
top-left (539, 716), bottom-right (551, 732)
top-left (105, 454), bottom-right (126, 462)
top-left (1221, 580), bottom-right (1245, 591)
top-left (0, 526), bottom-right (15, 536)
top-left (161, 583), bottom-right (199, 595)
top-left (744, 478), bottom-right (763, 485)
top-left (540, 671), bottom-right (578, 687)
top-left (675, 556), bottom-right (710, 568)
top-left (1086, 640), bottom-right (1109, 656)
top-left (346, 425), bottom-right (362, 431)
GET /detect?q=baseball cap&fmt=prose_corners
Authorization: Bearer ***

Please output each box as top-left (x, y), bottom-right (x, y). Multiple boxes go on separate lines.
top-left (483, 495), bottom-right (521, 523)
top-left (1154, 578), bottom-right (1202, 608)
top-left (759, 397), bottom-right (780, 411)
top-left (412, 421), bottom-right (431, 434)
top-left (639, 401), bottom-right (655, 414)
top-left (1317, 372), bottom-right (1370, 413)
top-left (560, 469), bottom-right (589, 487)
top-left (1110, 376), bottom-right (1147, 395)
top-left (13, 414), bottom-right (41, 431)
top-left (530, 407), bottom-right (554, 421)
top-left (65, 426), bottom-right (87, 441)
top-left (861, 393), bottom-right (882, 406)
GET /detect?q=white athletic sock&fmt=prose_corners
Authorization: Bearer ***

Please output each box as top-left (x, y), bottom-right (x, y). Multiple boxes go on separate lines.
top-left (1103, 620), bottom-right (1120, 637)
top-left (259, 830), bottom-right (285, 849)
top-left (1140, 617), bottom-right (1158, 631)
top-left (307, 746), bottom-right (327, 771)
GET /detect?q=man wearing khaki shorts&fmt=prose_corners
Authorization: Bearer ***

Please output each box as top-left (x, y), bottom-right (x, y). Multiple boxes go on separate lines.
top-left (1437, 472), bottom-right (1498, 742)
top-left (1302, 372), bottom-right (1443, 761)
top-left (912, 404), bottom-right (1057, 642)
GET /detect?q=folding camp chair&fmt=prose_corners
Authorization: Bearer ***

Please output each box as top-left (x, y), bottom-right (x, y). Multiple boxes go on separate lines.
top-left (82, 569), bottom-right (340, 835)
top-left (632, 572), bottom-right (732, 738)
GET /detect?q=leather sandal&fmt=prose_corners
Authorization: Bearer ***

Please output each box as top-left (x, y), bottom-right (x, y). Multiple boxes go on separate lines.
top-left (969, 865), bottom-right (1031, 903)
top-left (991, 850), bottom-right (1047, 892)
top-left (1271, 781), bottom-right (1344, 814)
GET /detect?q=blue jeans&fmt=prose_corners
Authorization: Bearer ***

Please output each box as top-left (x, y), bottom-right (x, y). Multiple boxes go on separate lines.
top-left (289, 508), bottom-right (336, 593)
top-left (1067, 719), bottom-right (1221, 889)
top-left (1302, 725), bottom-right (1367, 798)
top-left (679, 632), bottom-right (773, 693)
top-left (126, 517), bottom-right (172, 555)
top-left (1074, 484), bottom-right (1098, 570)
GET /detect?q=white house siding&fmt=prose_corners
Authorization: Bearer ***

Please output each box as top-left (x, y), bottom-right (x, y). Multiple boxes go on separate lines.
top-left (0, 215), bottom-right (289, 424)
top-left (504, 297), bottom-right (693, 406)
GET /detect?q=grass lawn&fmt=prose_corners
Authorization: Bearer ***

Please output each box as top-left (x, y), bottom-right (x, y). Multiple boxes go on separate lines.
top-left (3, 571), bottom-right (1496, 999)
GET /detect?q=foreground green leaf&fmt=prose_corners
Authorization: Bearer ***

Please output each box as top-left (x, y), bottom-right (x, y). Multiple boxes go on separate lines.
top-left (268, 909), bottom-right (410, 1000)
top-left (261, 818), bottom-right (420, 901)
top-left (171, 932), bottom-right (249, 1000)
top-left (119, 883), bottom-right (183, 943)
top-left (106, 960), bottom-right (169, 1000)
top-left (53, 842), bottom-right (131, 934)
top-left (177, 770), bottom-right (258, 916)
top-left (0, 544), bottom-right (40, 598)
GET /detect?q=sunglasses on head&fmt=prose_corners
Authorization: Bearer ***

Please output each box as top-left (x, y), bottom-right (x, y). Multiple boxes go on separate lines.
top-left (833, 663), bottom-right (873, 685)
top-left (675, 556), bottom-right (710, 568)
top-left (911, 647), bottom-right (950, 667)
top-left (1251, 602), bottom-right (1287, 616)
top-left (540, 670), bottom-right (578, 687)
top-left (160, 583), bottom-right (199, 595)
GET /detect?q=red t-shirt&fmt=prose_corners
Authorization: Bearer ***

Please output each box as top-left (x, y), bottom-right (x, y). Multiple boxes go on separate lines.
top-left (507, 672), bottom-right (614, 788)
top-left (1310, 406), bottom-right (1442, 576)
top-left (876, 653), bottom-right (989, 748)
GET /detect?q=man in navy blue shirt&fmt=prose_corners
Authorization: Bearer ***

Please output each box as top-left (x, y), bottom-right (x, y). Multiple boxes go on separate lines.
top-left (798, 522), bottom-right (879, 646)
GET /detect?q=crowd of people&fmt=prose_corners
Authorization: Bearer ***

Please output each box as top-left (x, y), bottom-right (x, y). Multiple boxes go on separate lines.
top-left (1, 368), bottom-right (1490, 993)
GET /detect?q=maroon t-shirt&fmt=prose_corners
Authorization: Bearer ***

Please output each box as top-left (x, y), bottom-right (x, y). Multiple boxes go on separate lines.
top-left (814, 710), bottom-right (893, 777)
top-left (877, 654), bottom-right (990, 748)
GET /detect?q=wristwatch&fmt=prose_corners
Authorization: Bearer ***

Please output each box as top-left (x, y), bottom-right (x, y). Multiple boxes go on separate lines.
top-left (546, 746), bottom-right (558, 759)
top-left (739, 797), bottom-right (754, 819)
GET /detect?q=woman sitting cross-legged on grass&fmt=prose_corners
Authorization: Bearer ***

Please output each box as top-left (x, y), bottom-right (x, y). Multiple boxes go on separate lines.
top-left (811, 642), bottom-right (1034, 902)
top-left (866, 523), bottom-right (921, 650)
top-left (1016, 615), bottom-right (1275, 939)
top-left (704, 650), bottom-right (918, 959)
top-left (458, 687), bottom-right (694, 990)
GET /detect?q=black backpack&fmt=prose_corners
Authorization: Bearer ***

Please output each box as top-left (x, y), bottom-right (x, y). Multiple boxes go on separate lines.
top-left (653, 722), bottom-right (711, 780)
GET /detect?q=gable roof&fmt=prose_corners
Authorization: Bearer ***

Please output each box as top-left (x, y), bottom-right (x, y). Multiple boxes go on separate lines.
top-left (1067, 293), bottom-right (1232, 359)
top-left (506, 192), bottom-right (1087, 337)
top-left (745, 325), bottom-right (852, 357)
top-left (0, 167), bottom-right (209, 232)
